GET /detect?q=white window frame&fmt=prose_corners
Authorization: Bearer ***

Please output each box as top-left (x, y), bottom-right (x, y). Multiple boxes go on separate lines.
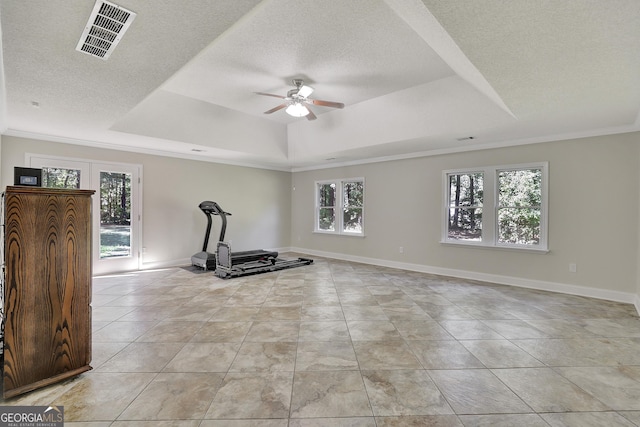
top-left (442, 162), bottom-right (548, 252)
top-left (314, 177), bottom-right (365, 236)
top-left (26, 153), bottom-right (144, 273)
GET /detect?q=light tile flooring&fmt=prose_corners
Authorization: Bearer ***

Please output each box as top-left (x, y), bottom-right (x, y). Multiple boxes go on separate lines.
top-left (3, 256), bottom-right (640, 426)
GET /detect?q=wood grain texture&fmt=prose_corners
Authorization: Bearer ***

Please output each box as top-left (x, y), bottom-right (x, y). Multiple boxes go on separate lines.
top-left (3, 186), bottom-right (94, 398)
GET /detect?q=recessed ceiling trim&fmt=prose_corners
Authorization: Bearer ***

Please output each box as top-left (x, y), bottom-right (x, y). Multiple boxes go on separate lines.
top-left (75, 0), bottom-right (136, 60)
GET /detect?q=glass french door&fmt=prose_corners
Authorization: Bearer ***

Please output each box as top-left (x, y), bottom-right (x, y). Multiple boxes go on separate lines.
top-left (28, 155), bottom-right (142, 275)
top-left (92, 163), bottom-right (141, 275)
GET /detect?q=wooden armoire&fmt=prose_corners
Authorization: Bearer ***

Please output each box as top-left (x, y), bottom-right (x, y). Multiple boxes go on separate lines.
top-left (2, 186), bottom-right (94, 398)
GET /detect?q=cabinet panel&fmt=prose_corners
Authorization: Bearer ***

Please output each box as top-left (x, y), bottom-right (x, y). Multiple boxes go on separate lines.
top-left (3, 186), bottom-right (94, 398)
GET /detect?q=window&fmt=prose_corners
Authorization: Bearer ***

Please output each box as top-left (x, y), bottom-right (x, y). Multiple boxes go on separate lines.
top-left (443, 163), bottom-right (548, 251)
top-left (447, 172), bottom-right (483, 241)
top-left (315, 178), bottom-right (364, 235)
top-left (42, 167), bottom-right (81, 189)
top-left (99, 171), bottom-right (133, 259)
top-left (497, 168), bottom-right (542, 245)
top-left (318, 182), bottom-right (336, 231)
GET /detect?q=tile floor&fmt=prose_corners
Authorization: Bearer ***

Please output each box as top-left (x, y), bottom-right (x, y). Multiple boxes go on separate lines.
top-left (3, 256), bottom-right (640, 426)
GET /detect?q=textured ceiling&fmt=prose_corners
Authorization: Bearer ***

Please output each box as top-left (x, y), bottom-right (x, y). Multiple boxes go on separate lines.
top-left (1, 0), bottom-right (639, 170)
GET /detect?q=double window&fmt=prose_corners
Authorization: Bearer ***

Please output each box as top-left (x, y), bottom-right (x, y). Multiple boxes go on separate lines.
top-left (444, 163), bottom-right (548, 251)
top-left (315, 178), bottom-right (364, 235)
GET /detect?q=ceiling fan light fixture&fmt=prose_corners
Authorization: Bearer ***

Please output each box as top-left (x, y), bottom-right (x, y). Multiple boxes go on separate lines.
top-left (286, 102), bottom-right (309, 117)
top-left (297, 85), bottom-right (314, 98)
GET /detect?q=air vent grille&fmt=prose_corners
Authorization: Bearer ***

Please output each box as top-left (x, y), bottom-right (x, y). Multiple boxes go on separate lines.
top-left (76, 0), bottom-right (136, 60)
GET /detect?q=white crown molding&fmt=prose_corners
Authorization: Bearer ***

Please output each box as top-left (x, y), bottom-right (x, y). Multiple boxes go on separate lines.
top-left (2, 128), bottom-right (292, 172)
top-left (3, 124), bottom-right (639, 174)
top-left (292, 124), bottom-right (640, 172)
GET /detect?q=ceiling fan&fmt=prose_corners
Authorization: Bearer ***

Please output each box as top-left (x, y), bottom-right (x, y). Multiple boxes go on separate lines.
top-left (255, 79), bottom-right (344, 120)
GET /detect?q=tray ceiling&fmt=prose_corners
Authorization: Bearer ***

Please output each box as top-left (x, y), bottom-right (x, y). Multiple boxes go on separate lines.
top-left (1, 0), bottom-right (639, 170)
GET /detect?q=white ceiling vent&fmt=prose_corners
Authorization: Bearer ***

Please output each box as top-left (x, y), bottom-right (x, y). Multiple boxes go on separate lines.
top-left (76, 0), bottom-right (136, 60)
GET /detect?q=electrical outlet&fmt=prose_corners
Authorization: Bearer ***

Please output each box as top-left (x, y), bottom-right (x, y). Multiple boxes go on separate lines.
top-left (399, 246), bottom-right (404, 254)
top-left (569, 263), bottom-right (577, 273)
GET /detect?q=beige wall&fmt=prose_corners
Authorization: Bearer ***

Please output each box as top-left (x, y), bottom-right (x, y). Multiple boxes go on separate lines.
top-left (2, 132), bottom-right (639, 306)
top-left (1, 135), bottom-right (292, 268)
top-left (292, 132), bottom-right (640, 301)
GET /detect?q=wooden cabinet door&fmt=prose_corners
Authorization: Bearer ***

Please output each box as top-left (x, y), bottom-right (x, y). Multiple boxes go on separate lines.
top-left (3, 186), bottom-right (94, 398)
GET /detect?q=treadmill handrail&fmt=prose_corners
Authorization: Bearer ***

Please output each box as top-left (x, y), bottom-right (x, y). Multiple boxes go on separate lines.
top-left (199, 200), bottom-right (233, 249)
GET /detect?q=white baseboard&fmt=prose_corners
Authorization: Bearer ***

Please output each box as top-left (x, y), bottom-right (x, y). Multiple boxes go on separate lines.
top-left (292, 247), bottom-right (640, 313)
top-left (141, 257), bottom-right (192, 270)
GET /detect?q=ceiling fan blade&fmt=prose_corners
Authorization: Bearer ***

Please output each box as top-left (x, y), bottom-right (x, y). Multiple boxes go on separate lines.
top-left (305, 108), bottom-right (317, 121)
top-left (307, 99), bottom-right (345, 109)
top-left (264, 104), bottom-right (287, 114)
top-left (255, 92), bottom-right (286, 99)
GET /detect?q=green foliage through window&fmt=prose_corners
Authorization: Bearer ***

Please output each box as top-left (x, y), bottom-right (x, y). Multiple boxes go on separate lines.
top-left (42, 167), bottom-right (81, 189)
top-left (100, 172), bottom-right (132, 258)
top-left (444, 163), bottom-right (547, 249)
top-left (316, 179), bottom-right (364, 235)
top-left (318, 183), bottom-right (336, 231)
top-left (343, 181), bottom-right (363, 233)
top-left (497, 169), bottom-right (542, 245)
top-left (447, 172), bottom-right (483, 241)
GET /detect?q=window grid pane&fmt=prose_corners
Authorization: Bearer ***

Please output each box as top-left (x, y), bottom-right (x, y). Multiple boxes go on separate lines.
top-left (319, 183), bottom-right (336, 207)
top-left (342, 207), bottom-right (362, 233)
top-left (447, 173), bottom-right (483, 241)
top-left (343, 181), bottom-right (363, 208)
top-left (497, 168), bottom-right (542, 246)
top-left (319, 207), bottom-right (335, 231)
top-left (448, 173), bottom-right (483, 207)
top-left (318, 183), bottom-right (336, 231)
top-left (498, 207), bottom-right (541, 245)
top-left (447, 207), bottom-right (482, 241)
top-left (100, 171), bottom-right (132, 258)
top-left (498, 169), bottom-right (542, 208)
top-left (342, 180), bottom-right (363, 233)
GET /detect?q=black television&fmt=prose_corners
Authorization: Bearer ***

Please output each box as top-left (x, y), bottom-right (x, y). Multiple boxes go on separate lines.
top-left (14, 167), bottom-right (42, 187)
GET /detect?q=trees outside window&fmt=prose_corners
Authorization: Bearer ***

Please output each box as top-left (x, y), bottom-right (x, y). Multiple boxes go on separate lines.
top-left (316, 178), bottom-right (364, 235)
top-left (42, 167), bottom-right (81, 189)
top-left (318, 182), bottom-right (336, 231)
top-left (444, 163), bottom-right (547, 251)
top-left (342, 180), bottom-right (363, 233)
top-left (447, 172), bottom-right (483, 241)
top-left (497, 168), bottom-right (542, 245)
top-left (99, 171), bottom-right (132, 259)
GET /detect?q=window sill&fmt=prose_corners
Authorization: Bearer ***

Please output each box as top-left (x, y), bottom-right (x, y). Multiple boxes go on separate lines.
top-left (440, 240), bottom-right (549, 254)
top-left (313, 230), bottom-right (365, 238)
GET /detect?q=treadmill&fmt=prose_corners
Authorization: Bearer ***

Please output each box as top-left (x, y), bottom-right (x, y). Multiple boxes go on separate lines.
top-left (191, 201), bottom-right (278, 270)
top-left (215, 241), bottom-right (313, 279)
